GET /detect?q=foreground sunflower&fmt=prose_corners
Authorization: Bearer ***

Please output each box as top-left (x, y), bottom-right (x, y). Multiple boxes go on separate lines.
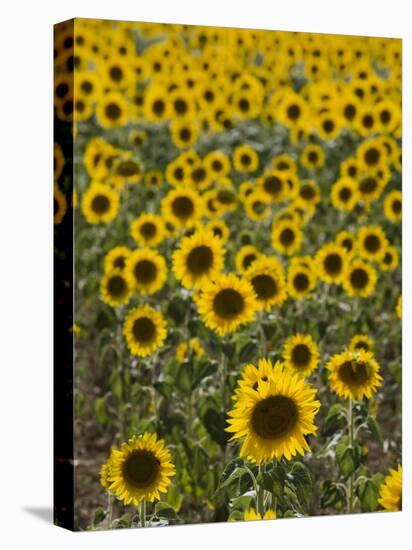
top-left (81, 181), bottom-right (120, 224)
top-left (378, 465), bottom-right (402, 511)
top-left (100, 270), bottom-right (131, 307)
top-left (283, 333), bottom-right (319, 378)
top-left (123, 305), bottom-right (167, 357)
top-left (326, 349), bottom-right (382, 400)
top-left (244, 256), bottom-right (287, 310)
top-left (244, 509), bottom-right (276, 521)
top-left (226, 364), bottom-right (320, 462)
top-left (108, 433), bottom-right (175, 506)
top-left (196, 273), bottom-right (258, 336)
top-left (342, 258), bottom-right (377, 298)
top-left (172, 229), bottom-right (225, 289)
top-left (125, 248), bottom-right (167, 295)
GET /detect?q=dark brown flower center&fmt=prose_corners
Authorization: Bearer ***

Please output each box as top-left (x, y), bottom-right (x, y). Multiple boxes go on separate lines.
top-left (251, 274), bottom-right (278, 300)
top-left (123, 450), bottom-right (160, 488)
top-left (251, 396), bottom-right (298, 439)
top-left (134, 260), bottom-right (157, 285)
top-left (171, 196), bottom-right (194, 220)
top-left (338, 360), bottom-right (370, 386)
top-left (324, 253), bottom-right (343, 275)
top-left (107, 275), bottom-right (127, 297)
top-left (187, 246), bottom-right (214, 274)
top-left (132, 317), bottom-right (156, 342)
top-left (213, 288), bottom-right (244, 319)
top-left (291, 344), bottom-right (311, 368)
top-left (350, 268), bottom-right (368, 289)
top-left (294, 273), bottom-right (310, 292)
top-left (91, 194), bottom-right (110, 214)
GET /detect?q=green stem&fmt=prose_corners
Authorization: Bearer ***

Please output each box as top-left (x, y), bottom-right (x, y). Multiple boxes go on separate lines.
top-left (107, 492), bottom-right (113, 529)
top-left (139, 499), bottom-right (146, 528)
top-left (258, 311), bottom-right (267, 358)
top-left (257, 464), bottom-right (265, 517)
top-left (348, 399), bottom-right (354, 514)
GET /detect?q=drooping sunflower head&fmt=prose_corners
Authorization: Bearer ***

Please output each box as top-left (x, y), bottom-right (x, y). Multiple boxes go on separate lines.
top-left (326, 349), bottom-right (382, 400)
top-left (161, 187), bottom-right (203, 229)
top-left (378, 465), bottom-right (402, 511)
top-left (226, 365), bottom-right (320, 463)
top-left (357, 225), bottom-right (388, 262)
top-left (108, 432), bottom-right (175, 505)
top-left (348, 334), bottom-right (374, 354)
top-left (315, 243), bottom-right (348, 284)
top-left (81, 181), bottom-right (120, 224)
top-left (287, 264), bottom-right (317, 300)
top-left (123, 304), bottom-right (167, 357)
top-left (100, 269), bottom-right (131, 307)
top-left (172, 229), bottom-right (225, 289)
top-left (104, 246), bottom-right (131, 273)
top-left (130, 213), bottom-right (166, 248)
top-left (125, 248), bottom-right (167, 295)
top-left (244, 255), bottom-right (288, 310)
top-left (235, 245), bottom-right (261, 274)
top-left (343, 258), bottom-right (377, 298)
top-left (271, 219), bottom-right (303, 256)
top-left (283, 333), bottom-right (319, 378)
top-left (196, 273), bottom-right (258, 336)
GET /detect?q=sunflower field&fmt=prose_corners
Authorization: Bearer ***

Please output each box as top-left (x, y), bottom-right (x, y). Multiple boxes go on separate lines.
top-left (54, 19), bottom-right (402, 530)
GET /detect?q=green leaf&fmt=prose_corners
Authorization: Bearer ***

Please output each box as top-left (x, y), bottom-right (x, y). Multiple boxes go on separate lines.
top-left (228, 510), bottom-right (244, 522)
top-left (155, 502), bottom-right (178, 521)
top-left (358, 479), bottom-right (379, 512)
top-left (192, 360), bottom-right (218, 390)
top-left (286, 462), bottom-right (312, 512)
top-left (231, 495), bottom-right (254, 512)
top-left (366, 417), bottom-right (383, 446)
top-left (336, 436), bottom-right (360, 479)
top-left (109, 370), bottom-right (122, 400)
top-left (175, 361), bottom-right (193, 396)
top-left (237, 338), bottom-right (259, 363)
top-left (201, 408), bottom-right (229, 448)
top-left (93, 507), bottom-right (106, 525)
top-left (94, 397), bottom-right (109, 426)
top-left (320, 481), bottom-right (346, 509)
top-left (115, 513), bottom-right (131, 529)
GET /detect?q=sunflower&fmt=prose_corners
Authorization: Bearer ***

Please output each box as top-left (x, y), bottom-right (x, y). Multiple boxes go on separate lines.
top-left (283, 334), bottom-right (319, 378)
top-left (54, 185), bottom-right (67, 225)
top-left (235, 358), bottom-right (282, 401)
top-left (357, 225), bottom-right (388, 262)
top-left (259, 170), bottom-right (288, 202)
top-left (145, 169), bottom-right (163, 187)
top-left (378, 465), bottom-right (402, 512)
top-left (161, 188), bottom-right (203, 229)
top-left (108, 432), bottom-right (175, 505)
top-left (335, 230), bottom-right (356, 254)
top-left (349, 334), bottom-right (374, 353)
top-left (81, 182), bottom-right (120, 224)
top-left (176, 337), bottom-right (205, 361)
top-left (396, 295), bottom-right (402, 319)
top-left (383, 190), bottom-right (402, 223)
top-left (244, 509), bottom-right (276, 521)
top-left (330, 177), bottom-right (359, 212)
top-left (104, 246), bottom-right (131, 272)
top-left (226, 364), bottom-right (320, 462)
top-left (287, 264), bottom-right (316, 300)
top-left (343, 259), bottom-right (377, 298)
top-left (123, 305), bottom-right (167, 357)
top-left (235, 245), bottom-right (261, 273)
top-left (143, 84), bottom-right (171, 123)
top-left (244, 191), bottom-right (271, 222)
top-left (356, 139), bottom-right (388, 172)
top-left (100, 455), bottom-right (113, 491)
top-left (196, 273), bottom-right (258, 336)
top-left (317, 112), bottom-right (343, 141)
top-left (130, 213), bottom-right (166, 248)
top-left (173, 229), bottom-right (225, 289)
top-left (276, 93), bottom-right (308, 129)
top-left (239, 181), bottom-right (256, 201)
top-left (204, 150), bottom-right (231, 178)
top-left (233, 144), bottom-right (259, 173)
top-left (296, 180), bottom-right (321, 209)
top-left (245, 256), bottom-right (288, 310)
top-left (357, 174), bottom-right (385, 204)
top-left (100, 270), bottom-right (131, 307)
top-left (379, 245), bottom-right (399, 272)
top-left (206, 219), bottom-right (230, 243)
top-left (271, 220), bottom-right (303, 256)
top-left (170, 118), bottom-right (199, 149)
top-left (300, 144), bottom-right (325, 170)
top-left (326, 349), bottom-right (382, 400)
top-left (125, 249), bottom-right (167, 295)
top-left (315, 243), bottom-right (347, 284)
top-left (96, 92), bottom-right (129, 128)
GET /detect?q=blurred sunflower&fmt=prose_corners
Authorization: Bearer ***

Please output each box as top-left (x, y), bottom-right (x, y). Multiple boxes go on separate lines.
top-left (283, 333), bottom-right (319, 378)
top-left (335, 230), bottom-right (356, 254)
top-left (173, 229), bottom-right (225, 289)
top-left (108, 433), bottom-right (175, 505)
top-left (244, 509), bottom-right (276, 521)
top-left (378, 465), bottom-right (402, 511)
top-left (245, 256), bottom-right (288, 310)
top-left (326, 349), bottom-right (382, 400)
top-left (379, 245), bottom-right (399, 272)
top-left (54, 185), bottom-right (67, 225)
top-left (357, 225), bottom-right (388, 262)
top-left (130, 213), bottom-right (166, 248)
top-left (287, 264), bottom-right (316, 300)
top-left (300, 144), bottom-right (325, 170)
top-left (271, 219), bottom-right (303, 256)
top-left (206, 219), bottom-right (230, 243)
top-left (123, 305), bottom-right (167, 357)
top-left (235, 245), bottom-right (261, 273)
top-left (343, 258), bottom-right (377, 298)
top-left (196, 273), bottom-right (258, 335)
top-left (233, 144), bottom-right (259, 173)
top-left (96, 91), bottom-right (129, 128)
top-left (176, 337), bottom-right (205, 361)
top-left (226, 364), bottom-right (320, 462)
top-left (315, 243), bottom-right (347, 284)
top-left (383, 190), bottom-right (402, 222)
top-left (244, 191), bottom-right (271, 222)
top-left (81, 182), bottom-right (120, 224)
top-left (161, 188), bottom-right (203, 229)
top-left (104, 246), bottom-right (131, 272)
top-left (125, 248), bottom-right (167, 295)
top-left (331, 177), bottom-right (359, 212)
top-left (100, 270), bottom-right (131, 307)
top-left (349, 334), bottom-right (374, 353)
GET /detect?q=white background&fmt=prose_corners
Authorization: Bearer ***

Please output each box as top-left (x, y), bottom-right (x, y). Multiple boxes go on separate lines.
top-left (0, 0), bottom-right (410, 548)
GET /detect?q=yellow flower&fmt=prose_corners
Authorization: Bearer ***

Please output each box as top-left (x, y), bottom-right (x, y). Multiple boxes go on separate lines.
top-left (123, 305), bottom-right (167, 357)
top-left (172, 229), bottom-right (225, 289)
top-left (335, 230), bottom-right (356, 254)
top-left (287, 264), bottom-right (316, 300)
top-left (296, 180), bottom-right (321, 209)
top-left (226, 363), bottom-right (320, 462)
top-left (130, 213), bottom-right (166, 248)
top-left (244, 508), bottom-right (276, 521)
top-left (356, 139), bottom-right (388, 172)
top-left (161, 188), bottom-right (203, 229)
top-left (170, 118), bottom-right (199, 149)
top-left (125, 248), bottom-right (167, 295)
top-left (259, 170), bottom-right (288, 203)
top-left (81, 182), bottom-right (120, 224)
top-left (176, 338), bottom-right (205, 361)
top-left (378, 465), bottom-right (402, 511)
top-left (396, 295), bottom-right (402, 319)
top-left (348, 334), bottom-right (374, 354)
top-left (196, 273), bottom-right (258, 336)
top-left (331, 177), bottom-right (359, 212)
top-left (326, 349), bottom-right (382, 400)
top-left (233, 144), bottom-right (259, 173)
top-left (244, 256), bottom-right (288, 310)
top-left (383, 190), bottom-right (402, 223)
top-left (235, 245), bottom-right (261, 274)
top-left (271, 219), bottom-right (303, 256)
top-left (283, 333), bottom-right (319, 378)
top-left (300, 144), bottom-right (325, 170)
top-left (96, 92), bottom-right (129, 128)
top-left (315, 243), bottom-right (348, 284)
top-left (244, 191), bottom-right (271, 222)
top-left (100, 270), bottom-right (131, 307)
top-left (204, 150), bottom-right (231, 178)
top-left (205, 219), bottom-right (230, 243)
top-left (108, 433), bottom-right (175, 505)
top-left (379, 245), bottom-right (399, 272)
top-left (343, 259), bottom-right (377, 298)
top-left (357, 225), bottom-right (388, 262)
top-left (234, 358), bottom-right (283, 402)
top-left (104, 246), bottom-right (131, 272)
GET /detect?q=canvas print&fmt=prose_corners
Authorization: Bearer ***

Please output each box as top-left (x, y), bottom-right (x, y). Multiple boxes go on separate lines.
top-left (53, 18), bottom-right (402, 531)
